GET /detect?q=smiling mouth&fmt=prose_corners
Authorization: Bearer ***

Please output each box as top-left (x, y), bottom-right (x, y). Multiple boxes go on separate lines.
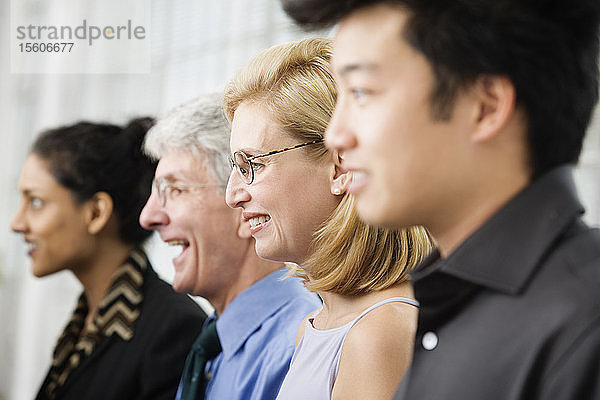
top-left (346, 170), bottom-right (369, 194)
top-left (166, 240), bottom-right (190, 263)
top-left (25, 241), bottom-right (38, 255)
top-left (167, 240), bottom-right (189, 247)
top-left (249, 215), bottom-right (271, 228)
top-left (166, 240), bottom-right (189, 256)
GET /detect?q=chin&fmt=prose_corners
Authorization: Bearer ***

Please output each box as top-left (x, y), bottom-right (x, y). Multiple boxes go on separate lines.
top-left (356, 198), bottom-right (385, 224)
top-left (32, 269), bottom-right (47, 278)
top-left (254, 242), bottom-right (285, 263)
top-left (31, 263), bottom-right (58, 278)
top-left (356, 201), bottom-right (400, 229)
top-left (171, 276), bottom-right (192, 294)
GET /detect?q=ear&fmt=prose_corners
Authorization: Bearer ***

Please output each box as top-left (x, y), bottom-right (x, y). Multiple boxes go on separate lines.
top-left (85, 192), bottom-right (114, 235)
top-left (471, 75), bottom-right (516, 143)
top-left (329, 151), bottom-right (352, 196)
top-left (235, 209), bottom-right (252, 239)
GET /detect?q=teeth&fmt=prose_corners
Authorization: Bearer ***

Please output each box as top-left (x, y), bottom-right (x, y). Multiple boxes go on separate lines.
top-left (26, 242), bottom-right (37, 252)
top-left (249, 215), bottom-right (271, 228)
top-left (167, 240), bottom-right (188, 247)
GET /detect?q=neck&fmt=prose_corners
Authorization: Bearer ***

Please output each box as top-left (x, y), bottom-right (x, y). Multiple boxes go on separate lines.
top-left (315, 281), bottom-right (414, 329)
top-left (74, 238), bottom-right (134, 326)
top-left (432, 171), bottom-right (529, 258)
top-left (210, 249), bottom-right (284, 316)
top-left (431, 110), bottom-right (531, 258)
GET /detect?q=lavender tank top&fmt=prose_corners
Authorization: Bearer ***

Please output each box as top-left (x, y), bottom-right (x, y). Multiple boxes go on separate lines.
top-left (275, 297), bottom-right (419, 400)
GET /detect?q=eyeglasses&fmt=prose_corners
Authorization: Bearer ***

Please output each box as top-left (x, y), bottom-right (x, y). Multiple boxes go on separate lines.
top-left (228, 139), bottom-right (324, 184)
top-left (152, 178), bottom-right (224, 207)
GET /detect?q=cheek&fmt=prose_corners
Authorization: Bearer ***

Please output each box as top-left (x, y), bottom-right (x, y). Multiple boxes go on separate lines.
top-left (49, 211), bottom-right (94, 252)
top-left (283, 172), bottom-right (334, 229)
top-left (169, 199), bottom-right (207, 229)
top-left (59, 222), bottom-right (93, 255)
top-left (34, 223), bottom-right (92, 275)
top-left (191, 205), bottom-right (237, 246)
top-left (31, 211), bottom-right (68, 239)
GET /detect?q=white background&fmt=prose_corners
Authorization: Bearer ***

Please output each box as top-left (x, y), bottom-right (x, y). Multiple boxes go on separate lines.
top-left (0, 1), bottom-right (598, 400)
top-left (1, 1), bottom-right (324, 399)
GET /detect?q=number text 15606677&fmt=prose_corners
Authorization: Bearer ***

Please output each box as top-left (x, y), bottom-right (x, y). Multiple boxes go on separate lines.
top-left (18, 43), bottom-right (74, 52)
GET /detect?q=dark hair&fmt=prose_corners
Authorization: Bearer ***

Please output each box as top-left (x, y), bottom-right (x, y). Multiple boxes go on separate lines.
top-left (282, 0), bottom-right (600, 178)
top-left (32, 118), bottom-right (157, 245)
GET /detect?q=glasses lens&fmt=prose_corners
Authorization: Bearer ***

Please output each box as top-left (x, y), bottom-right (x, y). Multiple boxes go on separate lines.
top-left (152, 179), bottom-right (167, 207)
top-left (234, 152), bottom-right (253, 184)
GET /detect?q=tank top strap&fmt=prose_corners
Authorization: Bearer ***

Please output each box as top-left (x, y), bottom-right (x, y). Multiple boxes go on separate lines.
top-left (349, 297), bottom-right (419, 329)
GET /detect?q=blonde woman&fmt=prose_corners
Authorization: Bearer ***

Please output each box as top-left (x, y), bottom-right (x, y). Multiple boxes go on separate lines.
top-left (225, 38), bottom-right (434, 400)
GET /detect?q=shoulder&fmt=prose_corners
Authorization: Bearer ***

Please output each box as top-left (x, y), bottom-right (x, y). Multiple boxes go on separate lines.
top-left (540, 316), bottom-right (600, 399)
top-left (526, 225), bottom-right (600, 328)
top-left (552, 223), bottom-right (600, 286)
top-left (135, 266), bottom-right (206, 347)
top-left (344, 301), bottom-right (418, 365)
top-left (332, 302), bottom-right (417, 400)
top-left (565, 228), bottom-right (600, 290)
top-left (259, 291), bottom-right (320, 342)
top-left (243, 303), bottom-right (317, 362)
top-left (142, 266), bottom-right (206, 318)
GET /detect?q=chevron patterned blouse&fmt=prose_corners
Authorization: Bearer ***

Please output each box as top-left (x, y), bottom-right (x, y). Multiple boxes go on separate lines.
top-left (43, 249), bottom-right (148, 399)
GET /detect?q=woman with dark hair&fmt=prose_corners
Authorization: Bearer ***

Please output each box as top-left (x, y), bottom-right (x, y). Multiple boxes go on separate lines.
top-left (11, 118), bottom-right (207, 400)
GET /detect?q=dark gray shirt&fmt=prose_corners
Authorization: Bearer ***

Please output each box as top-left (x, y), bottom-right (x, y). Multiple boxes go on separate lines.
top-left (395, 166), bottom-right (600, 400)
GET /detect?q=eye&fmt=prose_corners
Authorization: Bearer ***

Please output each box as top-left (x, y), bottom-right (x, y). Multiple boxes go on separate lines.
top-left (351, 88), bottom-right (367, 100)
top-left (250, 161), bottom-right (263, 171)
top-left (30, 197), bottom-right (43, 210)
top-left (167, 185), bottom-right (185, 198)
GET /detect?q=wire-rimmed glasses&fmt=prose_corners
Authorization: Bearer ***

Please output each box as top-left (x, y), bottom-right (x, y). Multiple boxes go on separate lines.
top-left (228, 139), bottom-right (324, 184)
top-left (152, 177), bottom-right (224, 207)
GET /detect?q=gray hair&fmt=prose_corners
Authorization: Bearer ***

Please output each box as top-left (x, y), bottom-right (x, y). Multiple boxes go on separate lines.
top-left (143, 93), bottom-right (231, 189)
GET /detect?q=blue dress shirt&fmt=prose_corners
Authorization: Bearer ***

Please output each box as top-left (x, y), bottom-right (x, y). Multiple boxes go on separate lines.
top-left (176, 268), bottom-right (320, 400)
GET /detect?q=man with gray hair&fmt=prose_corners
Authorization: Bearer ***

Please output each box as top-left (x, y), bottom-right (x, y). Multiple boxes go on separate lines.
top-left (139, 93), bottom-right (320, 400)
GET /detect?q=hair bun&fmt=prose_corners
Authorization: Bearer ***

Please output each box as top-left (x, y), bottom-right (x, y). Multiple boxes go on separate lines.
top-left (31, 117), bottom-right (158, 245)
top-left (123, 117), bottom-right (155, 146)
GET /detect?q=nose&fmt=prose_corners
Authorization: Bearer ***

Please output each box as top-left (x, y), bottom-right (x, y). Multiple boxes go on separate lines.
top-left (10, 201), bottom-right (27, 234)
top-left (225, 170), bottom-right (251, 209)
top-left (139, 191), bottom-right (169, 230)
top-left (325, 100), bottom-right (357, 153)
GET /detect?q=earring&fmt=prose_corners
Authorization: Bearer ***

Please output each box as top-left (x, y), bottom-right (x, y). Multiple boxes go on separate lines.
top-left (332, 188), bottom-right (342, 195)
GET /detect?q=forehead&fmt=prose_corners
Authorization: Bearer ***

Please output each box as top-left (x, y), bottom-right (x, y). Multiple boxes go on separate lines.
top-left (155, 149), bottom-right (212, 183)
top-left (18, 154), bottom-right (57, 190)
top-left (332, 5), bottom-right (409, 76)
top-left (229, 100), bottom-right (290, 153)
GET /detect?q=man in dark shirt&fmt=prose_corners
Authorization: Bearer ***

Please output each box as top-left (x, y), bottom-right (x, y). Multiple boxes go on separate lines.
top-left (281, 1), bottom-right (600, 399)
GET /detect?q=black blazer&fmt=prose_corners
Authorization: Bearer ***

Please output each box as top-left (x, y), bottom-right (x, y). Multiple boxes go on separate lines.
top-left (36, 265), bottom-right (207, 400)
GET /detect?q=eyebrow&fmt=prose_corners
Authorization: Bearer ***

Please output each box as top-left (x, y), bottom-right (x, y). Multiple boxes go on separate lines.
top-left (236, 147), bottom-right (264, 156)
top-left (157, 172), bottom-right (190, 183)
top-left (337, 62), bottom-right (380, 77)
top-left (19, 188), bottom-right (38, 196)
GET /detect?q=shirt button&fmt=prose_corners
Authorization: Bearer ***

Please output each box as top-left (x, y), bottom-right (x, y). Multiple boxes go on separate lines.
top-left (422, 331), bottom-right (438, 350)
top-left (205, 370), bottom-right (213, 380)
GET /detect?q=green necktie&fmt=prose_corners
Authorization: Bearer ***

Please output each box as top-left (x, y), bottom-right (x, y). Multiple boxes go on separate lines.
top-left (179, 318), bottom-right (222, 400)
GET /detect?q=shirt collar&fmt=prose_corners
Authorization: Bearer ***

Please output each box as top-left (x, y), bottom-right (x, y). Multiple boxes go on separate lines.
top-left (90, 248), bottom-right (147, 341)
top-left (412, 165), bottom-right (584, 295)
top-left (43, 249), bottom-right (148, 399)
top-left (216, 268), bottom-right (305, 360)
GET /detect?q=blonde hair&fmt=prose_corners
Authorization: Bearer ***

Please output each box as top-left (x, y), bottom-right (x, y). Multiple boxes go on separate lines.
top-left (224, 37), bottom-right (435, 296)
top-left (224, 37), bottom-right (334, 160)
top-left (289, 195), bottom-right (435, 296)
